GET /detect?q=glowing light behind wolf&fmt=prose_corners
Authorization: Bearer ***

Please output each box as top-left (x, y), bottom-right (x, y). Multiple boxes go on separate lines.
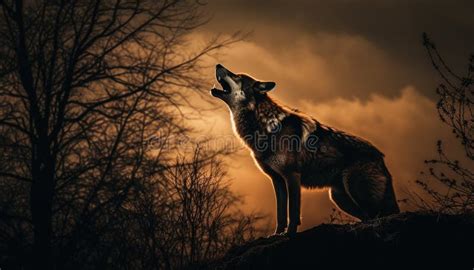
top-left (184, 0), bottom-right (473, 228)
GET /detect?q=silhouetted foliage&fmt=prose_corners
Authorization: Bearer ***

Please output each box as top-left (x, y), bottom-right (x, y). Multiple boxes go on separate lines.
top-left (0, 0), bottom-right (260, 269)
top-left (54, 148), bottom-right (265, 269)
top-left (413, 33), bottom-right (474, 214)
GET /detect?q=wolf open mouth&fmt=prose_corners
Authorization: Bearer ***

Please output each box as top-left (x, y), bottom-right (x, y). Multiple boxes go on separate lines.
top-left (211, 68), bottom-right (231, 97)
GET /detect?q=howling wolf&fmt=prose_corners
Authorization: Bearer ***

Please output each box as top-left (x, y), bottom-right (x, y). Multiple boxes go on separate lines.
top-left (210, 64), bottom-right (399, 235)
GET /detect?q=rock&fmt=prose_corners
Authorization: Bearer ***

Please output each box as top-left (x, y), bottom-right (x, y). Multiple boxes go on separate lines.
top-left (202, 212), bottom-right (474, 269)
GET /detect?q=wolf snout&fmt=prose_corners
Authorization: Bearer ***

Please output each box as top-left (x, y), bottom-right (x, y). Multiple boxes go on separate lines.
top-left (216, 64), bottom-right (228, 81)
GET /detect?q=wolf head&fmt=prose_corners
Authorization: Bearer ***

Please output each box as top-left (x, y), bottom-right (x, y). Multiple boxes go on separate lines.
top-left (210, 64), bottom-right (275, 110)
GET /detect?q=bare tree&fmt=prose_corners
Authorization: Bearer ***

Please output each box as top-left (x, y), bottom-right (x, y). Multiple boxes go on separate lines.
top-left (413, 33), bottom-right (474, 214)
top-left (0, 0), bottom-right (249, 268)
top-left (44, 145), bottom-right (265, 270)
top-left (116, 148), bottom-right (266, 269)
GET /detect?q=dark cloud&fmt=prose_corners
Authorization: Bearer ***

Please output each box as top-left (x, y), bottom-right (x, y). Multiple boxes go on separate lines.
top-left (204, 0), bottom-right (474, 101)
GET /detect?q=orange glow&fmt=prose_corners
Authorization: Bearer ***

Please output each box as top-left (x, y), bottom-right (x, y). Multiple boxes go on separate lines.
top-left (182, 9), bottom-right (470, 229)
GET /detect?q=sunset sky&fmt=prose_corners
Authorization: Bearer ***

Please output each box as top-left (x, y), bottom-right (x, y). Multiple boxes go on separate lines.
top-left (188, 0), bottom-right (474, 229)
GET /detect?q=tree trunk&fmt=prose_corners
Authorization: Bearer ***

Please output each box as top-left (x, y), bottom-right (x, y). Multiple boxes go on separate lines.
top-left (30, 141), bottom-right (55, 269)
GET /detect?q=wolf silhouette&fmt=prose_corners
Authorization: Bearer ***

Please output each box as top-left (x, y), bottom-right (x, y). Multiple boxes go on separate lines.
top-left (211, 64), bottom-right (399, 235)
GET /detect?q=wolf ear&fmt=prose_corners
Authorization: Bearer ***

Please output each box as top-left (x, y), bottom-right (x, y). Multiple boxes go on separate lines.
top-left (255, 81), bottom-right (276, 92)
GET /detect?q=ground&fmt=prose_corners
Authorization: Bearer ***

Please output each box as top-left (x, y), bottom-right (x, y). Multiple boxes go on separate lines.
top-left (200, 212), bottom-right (474, 269)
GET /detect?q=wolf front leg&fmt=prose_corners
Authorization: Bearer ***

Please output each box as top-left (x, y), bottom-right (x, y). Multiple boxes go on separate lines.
top-left (271, 174), bottom-right (288, 234)
top-left (285, 172), bottom-right (301, 236)
top-left (257, 162), bottom-right (288, 234)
